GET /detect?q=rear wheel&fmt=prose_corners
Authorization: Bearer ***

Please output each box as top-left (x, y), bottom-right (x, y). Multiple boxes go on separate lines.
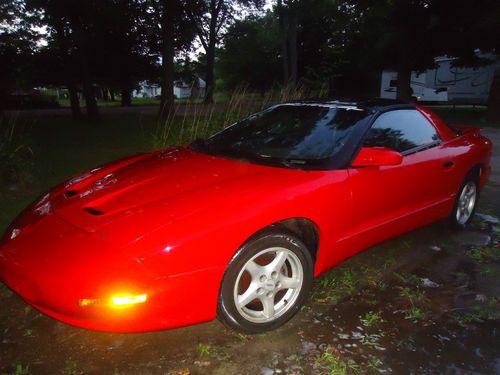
top-left (451, 177), bottom-right (479, 229)
top-left (217, 231), bottom-right (313, 333)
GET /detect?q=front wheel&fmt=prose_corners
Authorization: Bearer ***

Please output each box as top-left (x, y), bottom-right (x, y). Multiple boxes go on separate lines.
top-left (217, 231), bottom-right (313, 333)
top-left (451, 178), bottom-right (479, 229)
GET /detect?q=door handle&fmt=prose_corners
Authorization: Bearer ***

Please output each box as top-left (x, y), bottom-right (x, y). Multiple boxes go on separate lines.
top-left (443, 161), bottom-right (455, 169)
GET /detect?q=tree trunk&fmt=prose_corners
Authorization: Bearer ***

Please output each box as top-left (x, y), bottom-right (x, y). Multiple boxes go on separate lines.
top-left (110, 89), bottom-right (116, 101)
top-left (159, 0), bottom-right (176, 120)
top-left (487, 70), bottom-right (500, 122)
top-left (396, 67), bottom-right (412, 101)
top-left (121, 87), bottom-right (132, 106)
top-left (70, 14), bottom-right (98, 118)
top-left (396, 41), bottom-right (412, 101)
top-left (68, 81), bottom-right (81, 119)
top-left (203, 0), bottom-right (218, 104)
top-left (287, 9), bottom-right (298, 86)
top-left (102, 88), bottom-right (109, 101)
top-left (54, 21), bottom-right (81, 118)
top-left (82, 80), bottom-right (98, 117)
top-left (277, 0), bottom-right (289, 84)
top-left (204, 40), bottom-right (216, 104)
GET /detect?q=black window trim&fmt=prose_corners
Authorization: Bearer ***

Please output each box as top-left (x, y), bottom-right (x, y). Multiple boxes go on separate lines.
top-left (400, 139), bottom-right (442, 156)
top-left (192, 103), bottom-right (375, 171)
top-left (355, 106), bottom-right (443, 159)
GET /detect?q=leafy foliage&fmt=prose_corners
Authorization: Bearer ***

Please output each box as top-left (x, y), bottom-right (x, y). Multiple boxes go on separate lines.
top-left (219, 13), bottom-right (281, 92)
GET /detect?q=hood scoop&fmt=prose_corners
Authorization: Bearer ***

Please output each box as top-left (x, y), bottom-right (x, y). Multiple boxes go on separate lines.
top-left (84, 207), bottom-right (105, 216)
top-left (51, 148), bottom-right (271, 232)
top-left (65, 190), bottom-right (79, 198)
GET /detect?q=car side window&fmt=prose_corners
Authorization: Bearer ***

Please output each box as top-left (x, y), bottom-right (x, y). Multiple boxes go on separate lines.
top-left (363, 109), bottom-right (441, 153)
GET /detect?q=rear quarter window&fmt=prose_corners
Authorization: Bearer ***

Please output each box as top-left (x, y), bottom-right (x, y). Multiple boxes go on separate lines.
top-left (363, 109), bottom-right (441, 153)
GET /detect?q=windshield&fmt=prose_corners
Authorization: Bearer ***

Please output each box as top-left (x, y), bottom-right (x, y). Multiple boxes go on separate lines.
top-left (193, 104), bottom-right (369, 166)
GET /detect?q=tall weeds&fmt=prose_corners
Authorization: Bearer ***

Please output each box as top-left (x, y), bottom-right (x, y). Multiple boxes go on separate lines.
top-left (0, 114), bottom-right (33, 192)
top-left (153, 83), bottom-right (329, 149)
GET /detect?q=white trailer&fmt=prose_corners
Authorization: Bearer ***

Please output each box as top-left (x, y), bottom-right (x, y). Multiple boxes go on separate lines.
top-left (380, 55), bottom-right (499, 103)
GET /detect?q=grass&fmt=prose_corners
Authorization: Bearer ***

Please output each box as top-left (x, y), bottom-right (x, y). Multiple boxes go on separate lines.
top-left (1, 92), bottom-right (498, 238)
top-left (466, 245), bottom-right (500, 263)
top-left (0, 115), bottom-right (34, 190)
top-left (33, 91), bottom-right (500, 131)
top-left (0, 284), bottom-right (13, 298)
top-left (197, 342), bottom-right (229, 360)
top-left (314, 346), bottom-right (360, 375)
top-left (361, 266), bottom-right (386, 290)
top-left (480, 265), bottom-right (498, 277)
top-left (312, 346), bottom-right (387, 374)
top-left (392, 272), bottom-right (420, 286)
top-left (0, 85), bottom-right (315, 234)
top-left (62, 360), bottom-right (82, 375)
top-left (398, 286), bottom-right (428, 322)
top-left (57, 97), bottom-right (161, 108)
top-left (361, 311), bottom-right (382, 327)
top-left (198, 343), bottom-right (215, 357)
top-left (454, 297), bottom-right (500, 326)
top-left (313, 251), bottom-right (413, 304)
top-left (365, 356), bottom-right (384, 373)
top-left (23, 329), bottom-right (33, 338)
top-left (314, 268), bottom-right (359, 303)
top-left (0, 364), bottom-right (30, 375)
top-left (0, 112), bottom-right (157, 233)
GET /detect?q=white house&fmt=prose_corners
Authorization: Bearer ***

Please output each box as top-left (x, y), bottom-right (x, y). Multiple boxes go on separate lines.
top-left (173, 80), bottom-right (191, 99)
top-left (133, 81), bottom-right (161, 99)
top-left (174, 77), bottom-right (206, 99)
top-left (133, 77), bottom-right (206, 99)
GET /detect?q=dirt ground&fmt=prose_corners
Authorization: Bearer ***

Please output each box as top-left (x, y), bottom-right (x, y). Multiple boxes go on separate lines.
top-left (1, 129), bottom-right (499, 375)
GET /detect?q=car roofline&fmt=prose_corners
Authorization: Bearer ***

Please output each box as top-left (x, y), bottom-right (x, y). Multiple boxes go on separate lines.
top-left (274, 98), bottom-right (416, 113)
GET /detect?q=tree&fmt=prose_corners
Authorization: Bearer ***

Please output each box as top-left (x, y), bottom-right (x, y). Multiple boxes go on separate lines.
top-left (160, 0), bottom-right (175, 115)
top-left (293, 0), bottom-right (371, 94)
top-left (90, 0), bottom-right (158, 108)
top-left (218, 13), bottom-right (281, 93)
top-left (354, 0), bottom-right (500, 102)
top-left (187, 0), bottom-right (264, 104)
top-left (276, 0), bottom-right (298, 86)
top-left (26, 0), bottom-right (99, 117)
top-left (0, 0), bottom-right (42, 114)
top-left (276, 0), bottom-right (288, 85)
top-left (217, 0), bottom-right (372, 96)
top-left (25, 0), bottom-right (161, 118)
top-left (144, 0), bottom-right (197, 119)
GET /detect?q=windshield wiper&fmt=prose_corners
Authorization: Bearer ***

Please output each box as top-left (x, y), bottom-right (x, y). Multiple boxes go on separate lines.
top-left (276, 158), bottom-right (310, 169)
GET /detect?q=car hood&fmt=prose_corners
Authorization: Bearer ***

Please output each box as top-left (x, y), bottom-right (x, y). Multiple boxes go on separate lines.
top-left (47, 147), bottom-right (276, 232)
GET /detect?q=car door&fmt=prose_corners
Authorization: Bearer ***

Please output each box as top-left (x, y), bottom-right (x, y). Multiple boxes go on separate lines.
top-left (343, 108), bottom-right (456, 252)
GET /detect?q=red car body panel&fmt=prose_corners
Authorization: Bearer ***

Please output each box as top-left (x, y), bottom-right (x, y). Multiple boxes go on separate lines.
top-left (0, 104), bottom-right (492, 332)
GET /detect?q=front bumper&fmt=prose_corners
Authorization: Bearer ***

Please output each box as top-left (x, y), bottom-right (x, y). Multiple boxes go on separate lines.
top-left (0, 212), bottom-right (221, 332)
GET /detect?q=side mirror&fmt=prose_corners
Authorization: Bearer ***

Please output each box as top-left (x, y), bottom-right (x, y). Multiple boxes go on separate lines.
top-left (352, 147), bottom-right (403, 167)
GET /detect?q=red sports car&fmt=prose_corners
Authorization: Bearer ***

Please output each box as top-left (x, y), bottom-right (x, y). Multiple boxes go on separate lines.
top-left (0, 100), bottom-right (492, 333)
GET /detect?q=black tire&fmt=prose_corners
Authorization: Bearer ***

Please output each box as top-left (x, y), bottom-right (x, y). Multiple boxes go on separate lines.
top-left (217, 230), bottom-right (313, 333)
top-left (450, 175), bottom-right (479, 229)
